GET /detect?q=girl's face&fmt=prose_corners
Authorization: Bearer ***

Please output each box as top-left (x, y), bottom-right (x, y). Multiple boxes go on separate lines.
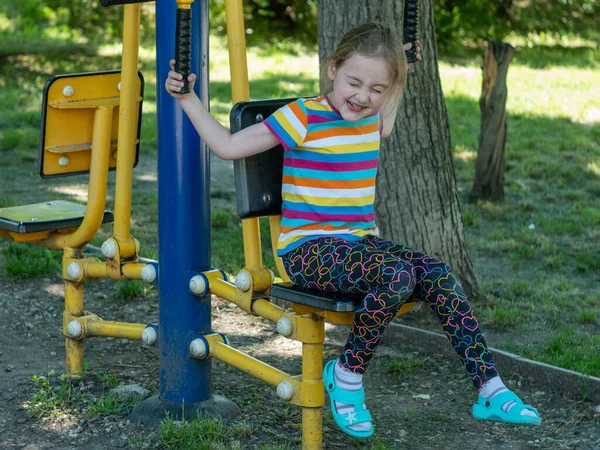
top-left (327, 53), bottom-right (392, 122)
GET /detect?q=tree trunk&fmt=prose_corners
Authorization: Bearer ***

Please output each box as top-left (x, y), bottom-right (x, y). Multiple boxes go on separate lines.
top-left (470, 40), bottom-right (514, 202)
top-left (318, 0), bottom-right (481, 299)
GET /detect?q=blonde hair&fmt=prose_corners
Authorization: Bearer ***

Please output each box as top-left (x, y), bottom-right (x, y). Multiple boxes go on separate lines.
top-left (321, 23), bottom-right (408, 107)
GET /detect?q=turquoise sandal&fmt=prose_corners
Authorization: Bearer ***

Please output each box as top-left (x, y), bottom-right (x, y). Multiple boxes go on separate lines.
top-left (472, 391), bottom-right (542, 425)
top-left (323, 360), bottom-right (374, 439)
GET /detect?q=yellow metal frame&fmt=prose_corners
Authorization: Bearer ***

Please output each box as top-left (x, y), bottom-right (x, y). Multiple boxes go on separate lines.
top-left (0, 4), bottom-right (149, 378)
top-left (194, 270), bottom-right (325, 449)
top-left (58, 4), bottom-right (148, 377)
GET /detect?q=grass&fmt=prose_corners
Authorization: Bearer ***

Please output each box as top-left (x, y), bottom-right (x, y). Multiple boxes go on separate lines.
top-left (159, 411), bottom-right (398, 450)
top-left (524, 328), bottom-right (600, 376)
top-left (160, 414), bottom-right (231, 450)
top-left (2, 243), bottom-right (61, 279)
top-left (0, 29), bottom-right (598, 384)
top-left (159, 413), bottom-right (299, 450)
top-left (387, 355), bottom-right (433, 377)
top-left (27, 370), bottom-right (142, 419)
top-left (114, 279), bottom-right (149, 300)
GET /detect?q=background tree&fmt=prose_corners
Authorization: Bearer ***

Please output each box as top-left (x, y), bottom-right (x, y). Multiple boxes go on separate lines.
top-left (470, 40), bottom-right (515, 202)
top-left (209, 0), bottom-right (318, 46)
top-left (2, 0), bottom-right (597, 57)
top-left (434, 0), bottom-right (598, 49)
top-left (318, 0), bottom-right (481, 298)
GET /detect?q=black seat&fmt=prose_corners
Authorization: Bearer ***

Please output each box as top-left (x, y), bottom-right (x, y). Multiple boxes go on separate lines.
top-left (230, 99), bottom-right (361, 312)
top-left (269, 283), bottom-right (362, 312)
top-left (0, 200), bottom-right (113, 234)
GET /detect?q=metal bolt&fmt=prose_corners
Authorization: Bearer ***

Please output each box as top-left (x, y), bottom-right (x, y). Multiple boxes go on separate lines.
top-left (62, 86), bottom-right (74, 97)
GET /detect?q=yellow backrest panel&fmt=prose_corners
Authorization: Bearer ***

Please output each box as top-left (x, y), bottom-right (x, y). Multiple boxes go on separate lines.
top-left (40, 70), bottom-right (143, 178)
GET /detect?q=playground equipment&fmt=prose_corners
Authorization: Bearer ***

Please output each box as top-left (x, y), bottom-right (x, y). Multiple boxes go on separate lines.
top-left (0, 2), bottom-right (152, 379)
top-left (0, 0), bottom-right (420, 448)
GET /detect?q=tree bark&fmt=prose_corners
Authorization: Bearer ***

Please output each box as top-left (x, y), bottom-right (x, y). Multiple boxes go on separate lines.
top-left (470, 40), bottom-right (514, 202)
top-left (318, 0), bottom-right (481, 299)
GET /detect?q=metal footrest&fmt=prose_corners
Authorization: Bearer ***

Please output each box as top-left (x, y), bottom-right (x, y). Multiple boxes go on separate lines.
top-left (269, 282), bottom-right (361, 312)
top-left (0, 200), bottom-right (113, 234)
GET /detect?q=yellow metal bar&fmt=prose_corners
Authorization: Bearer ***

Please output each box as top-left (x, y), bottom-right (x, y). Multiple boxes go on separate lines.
top-left (83, 260), bottom-right (109, 279)
top-left (210, 277), bottom-right (254, 313)
top-left (8, 230), bottom-right (51, 242)
top-left (225, 0), bottom-right (262, 270)
top-left (302, 344), bottom-right (324, 376)
top-left (85, 320), bottom-right (145, 340)
top-left (39, 107), bottom-right (113, 250)
top-left (302, 341), bottom-right (324, 450)
top-left (398, 301), bottom-right (417, 316)
top-left (79, 260), bottom-right (145, 280)
top-left (269, 216), bottom-right (291, 282)
top-left (225, 0), bottom-right (250, 103)
top-left (121, 262), bottom-right (145, 280)
top-left (211, 341), bottom-right (289, 387)
top-left (63, 248), bottom-right (85, 377)
top-left (302, 342), bottom-right (323, 382)
top-left (291, 301), bottom-right (417, 326)
top-left (246, 267), bottom-right (273, 292)
top-left (208, 276), bottom-right (237, 299)
top-left (242, 219), bottom-right (262, 271)
top-left (252, 298), bottom-right (286, 324)
top-left (113, 3), bottom-right (141, 254)
top-left (302, 405), bottom-right (323, 450)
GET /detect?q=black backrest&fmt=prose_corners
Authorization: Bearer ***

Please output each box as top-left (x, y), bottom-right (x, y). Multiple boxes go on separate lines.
top-left (230, 98), bottom-right (297, 219)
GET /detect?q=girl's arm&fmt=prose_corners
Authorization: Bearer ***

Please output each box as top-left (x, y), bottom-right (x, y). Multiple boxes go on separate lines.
top-left (166, 60), bottom-right (279, 160)
top-left (381, 41), bottom-right (422, 140)
top-left (381, 100), bottom-right (399, 139)
top-left (178, 92), bottom-right (278, 160)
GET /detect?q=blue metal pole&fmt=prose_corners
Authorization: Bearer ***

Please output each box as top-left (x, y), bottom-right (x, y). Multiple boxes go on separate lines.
top-left (155, 0), bottom-right (211, 404)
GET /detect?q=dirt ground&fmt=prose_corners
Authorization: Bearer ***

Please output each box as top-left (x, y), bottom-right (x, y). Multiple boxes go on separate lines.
top-left (0, 155), bottom-right (599, 450)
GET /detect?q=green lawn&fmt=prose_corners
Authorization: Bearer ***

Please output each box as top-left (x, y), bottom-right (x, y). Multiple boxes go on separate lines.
top-left (438, 38), bottom-right (599, 374)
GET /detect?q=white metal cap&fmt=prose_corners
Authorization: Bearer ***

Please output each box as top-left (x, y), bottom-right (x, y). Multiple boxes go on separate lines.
top-left (66, 320), bottom-right (83, 338)
top-left (276, 381), bottom-right (294, 401)
top-left (101, 239), bottom-right (118, 258)
top-left (62, 85), bottom-right (74, 97)
top-left (235, 271), bottom-right (252, 291)
top-left (141, 326), bottom-right (157, 345)
top-left (189, 275), bottom-right (207, 295)
top-left (276, 317), bottom-right (294, 337)
top-left (189, 338), bottom-right (208, 358)
top-left (141, 264), bottom-right (156, 283)
top-left (66, 262), bottom-right (83, 280)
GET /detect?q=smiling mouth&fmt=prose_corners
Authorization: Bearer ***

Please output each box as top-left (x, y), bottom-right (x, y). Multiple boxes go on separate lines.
top-left (347, 100), bottom-right (367, 110)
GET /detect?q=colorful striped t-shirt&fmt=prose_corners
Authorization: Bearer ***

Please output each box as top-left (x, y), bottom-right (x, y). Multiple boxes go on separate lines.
top-left (264, 95), bottom-right (382, 256)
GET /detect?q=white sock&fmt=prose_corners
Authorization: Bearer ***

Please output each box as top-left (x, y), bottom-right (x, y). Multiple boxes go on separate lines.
top-left (334, 361), bottom-right (372, 432)
top-left (480, 377), bottom-right (537, 417)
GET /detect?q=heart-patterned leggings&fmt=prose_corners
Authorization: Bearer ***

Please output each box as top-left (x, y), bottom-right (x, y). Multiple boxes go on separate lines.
top-left (281, 235), bottom-right (498, 390)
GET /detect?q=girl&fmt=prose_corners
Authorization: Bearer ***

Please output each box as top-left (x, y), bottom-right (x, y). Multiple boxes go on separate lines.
top-left (166, 22), bottom-right (541, 439)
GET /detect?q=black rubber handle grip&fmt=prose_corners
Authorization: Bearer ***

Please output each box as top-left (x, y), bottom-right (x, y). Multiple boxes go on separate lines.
top-left (403, 0), bottom-right (419, 63)
top-left (175, 8), bottom-right (192, 94)
top-left (99, 0), bottom-right (155, 7)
